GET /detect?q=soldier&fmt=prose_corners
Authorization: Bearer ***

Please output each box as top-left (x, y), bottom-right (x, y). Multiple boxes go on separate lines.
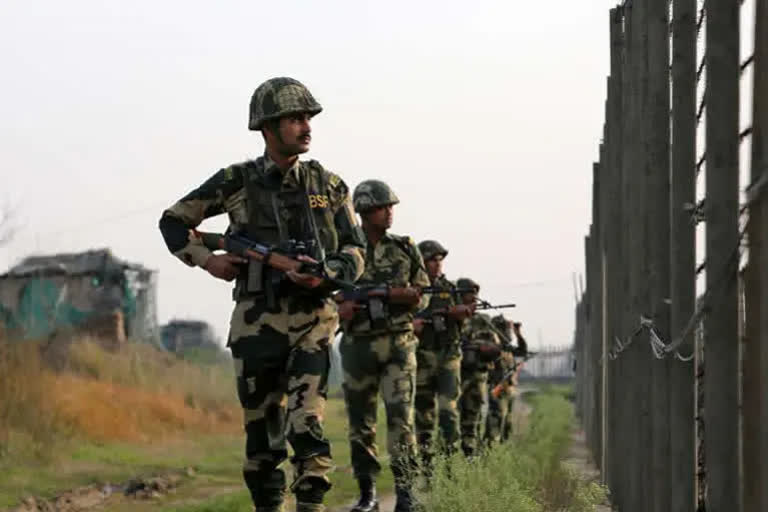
top-left (158, 77), bottom-right (366, 512)
top-left (485, 316), bottom-right (526, 444)
top-left (413, 241), bottom-right (474, 474)
top-left (503, 321), bottom-right (528, 440)
top-left (337, 180), bottom-right (430, 512)
top-left (455, 278), bottom-right (501, 457)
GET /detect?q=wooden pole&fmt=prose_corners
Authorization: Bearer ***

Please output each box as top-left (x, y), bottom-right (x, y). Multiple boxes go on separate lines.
top-left (743, 1), bottom-right (768, 510)
top-left (624, 1), bottom-right (652, 509)
top-left (704, 0), bottom-right (741, 509)
top-left (592, 161), bottom-right (604, 467)
top-left (606, 5), bottom-right (625, 501)
top-left (669, 0), bottom-right (697, 509)
top-left (647, 0), bottom-right (672, 509)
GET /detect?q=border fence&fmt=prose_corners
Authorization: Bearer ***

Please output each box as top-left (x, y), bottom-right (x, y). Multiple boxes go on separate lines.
top-left (573, 0), bottom-right (767, 511)
top-left (518, 345), bottom-right (574, 381)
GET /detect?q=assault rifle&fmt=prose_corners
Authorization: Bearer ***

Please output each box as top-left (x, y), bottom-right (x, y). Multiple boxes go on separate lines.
top-left (195, 231), bottom-right (355, 290)
top-left (474, 298), bottom-right (516, 310)
top-left (335, 285), bottom-right (476, 323)
top-left (490, 351), bottom-right (537, 398)
top-left (461, 338), bottom-right (502, 364)
top-left (335, 285), bottom-right (477, 305)
top-left (416, 303), bottom-right (477, 328)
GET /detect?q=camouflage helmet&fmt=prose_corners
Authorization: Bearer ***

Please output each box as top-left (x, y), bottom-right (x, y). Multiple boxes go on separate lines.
top-left (456, 277), bottom-right (480, 292)
top-left (418, 240), bottom-right (448, 261)
top-left (248, 77), bottom-right (322, 131)
top-left (491, 314), bottom-right (510, 332)
top-left (353, 179), bottom-right (400, 213)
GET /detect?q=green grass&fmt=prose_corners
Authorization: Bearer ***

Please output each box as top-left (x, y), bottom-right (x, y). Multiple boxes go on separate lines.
top-left (0, 434), bottom-right (244, 507)
top-left (157, 397), bottom-right (394, 512)
top-left (0, 339), bottom-right (596, 512)
top-left (0, 397), bottom-right (392, 511)
top-left (418, 390), bottom-right (606, 512)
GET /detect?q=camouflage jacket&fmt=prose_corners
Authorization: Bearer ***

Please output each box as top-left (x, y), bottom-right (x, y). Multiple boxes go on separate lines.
top-left (460, 312), bottom-right (501, 370)
top-left (159, 154), bottom-right (365, 295)
top-left (416, 274), bottom-right (461, 353)
top-left (343, 232), bottom-right (430, 336)
top-left (489, 323), bottom-right (517, 385)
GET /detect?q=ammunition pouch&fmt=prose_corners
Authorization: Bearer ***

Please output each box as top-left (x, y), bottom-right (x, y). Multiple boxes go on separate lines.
top-left (366, 297), bottom-right (389, 329)
top-left (462, 345), bottom-right (479, 368)
top-left (432, 314), bottom-right (447, 333)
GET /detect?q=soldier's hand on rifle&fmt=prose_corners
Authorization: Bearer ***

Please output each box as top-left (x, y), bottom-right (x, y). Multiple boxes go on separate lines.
top-left (203, 254), bottom-right (247, 282)
top-left (337, 300), bottom-right (362, 321)
top-left (286, 255), bottom-right (324, 289)
top-left (388, 286), bottom-right (422, 306)
top-left (447, 304), bottom-right (474, 320)
top-left (413, 318), bottom-right (425, 334)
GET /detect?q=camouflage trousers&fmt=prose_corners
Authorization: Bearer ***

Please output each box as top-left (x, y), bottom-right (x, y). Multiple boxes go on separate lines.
top-left (484, 385), bottom-right (518, 444)
top-left (228, 295), bottom-right (338, 509)
top-left (414, 348), bottom-right (461, 470)
top-left (458, 366), bottom-right (488, 457)
top-left (339, 330), bottom-right (418, 483)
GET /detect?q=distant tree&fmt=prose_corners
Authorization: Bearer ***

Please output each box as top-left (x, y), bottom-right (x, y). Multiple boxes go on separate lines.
top-left (0, 204), bottom-right (17, 247)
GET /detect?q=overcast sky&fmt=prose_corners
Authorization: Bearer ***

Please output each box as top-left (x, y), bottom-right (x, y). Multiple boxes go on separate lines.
top-left (1, 0), bottom-right (622, 349)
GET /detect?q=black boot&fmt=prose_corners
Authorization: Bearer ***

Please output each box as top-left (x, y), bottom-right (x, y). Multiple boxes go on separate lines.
top-left (394, 483), bottom-right (420, 512)
top-left (350, 475), bottom-right (378, 512)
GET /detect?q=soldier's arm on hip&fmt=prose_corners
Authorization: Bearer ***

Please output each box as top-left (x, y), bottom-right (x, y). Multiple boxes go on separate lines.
top-left (158, 165), bottom-right (245, 268)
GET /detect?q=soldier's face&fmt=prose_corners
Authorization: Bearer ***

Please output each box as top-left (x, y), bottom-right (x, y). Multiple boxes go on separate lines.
top-left (271, 113), bottom-right (313, 155)
top-left (462, 291), bottom-right (477, 305)
top-left (363, 204), bottom-right (394, 231)
top-left (426, 255), bottom-right (443, 279)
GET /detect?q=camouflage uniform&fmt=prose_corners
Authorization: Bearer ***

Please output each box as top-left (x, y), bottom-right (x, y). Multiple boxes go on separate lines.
top-left (340, 237), bottom-right (429, 481)
top-left (159, 78), bottom-right (365, 512)
top-left (414, 242), bottom-right (462, 469)
top-left (484, 316), bottom-right (518, 444)
top-left (339, 180), bottom-right (429, 512)
top-left (458, 309), bottom-right (500, 457)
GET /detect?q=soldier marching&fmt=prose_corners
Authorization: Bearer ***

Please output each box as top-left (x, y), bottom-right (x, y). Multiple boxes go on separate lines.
top-left (160, 76), bottom-right (530, 512)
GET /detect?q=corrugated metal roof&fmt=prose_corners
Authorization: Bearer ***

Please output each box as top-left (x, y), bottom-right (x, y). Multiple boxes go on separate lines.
top-left (1, 249), bottom-right (152, 278)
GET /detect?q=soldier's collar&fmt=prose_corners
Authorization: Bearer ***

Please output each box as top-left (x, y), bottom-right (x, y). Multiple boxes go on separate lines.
top-left (262, 153), bottom-right (301, 182)
top-left (430, 273), bottom-right (445, 285)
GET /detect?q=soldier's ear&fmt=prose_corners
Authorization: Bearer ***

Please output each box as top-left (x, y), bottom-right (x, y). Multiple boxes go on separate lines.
top-left (261, 118), bottom-right (281, 139)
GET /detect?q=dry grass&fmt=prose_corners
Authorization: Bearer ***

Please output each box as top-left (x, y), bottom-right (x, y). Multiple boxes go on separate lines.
top-left (0, 338), bottom-right (240, 459)
top-left (0, 341), bottom-right (73, 459)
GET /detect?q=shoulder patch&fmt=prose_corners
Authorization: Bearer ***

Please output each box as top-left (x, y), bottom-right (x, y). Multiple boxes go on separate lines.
top-left (391, 233), bottom-right (424, 270)
top-left (226, 160), bottom-right (256, 182)
top-left (305, 159), bottom-right (342, 188)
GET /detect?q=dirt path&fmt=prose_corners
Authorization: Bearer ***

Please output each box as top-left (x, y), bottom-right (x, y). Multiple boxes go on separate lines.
top-left (561, 429), bottom-right (612, 511)
top-left (328, 494), bottom-right (396, 512)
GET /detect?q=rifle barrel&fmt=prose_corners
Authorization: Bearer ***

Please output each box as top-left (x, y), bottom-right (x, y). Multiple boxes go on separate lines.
top-left (480, 303), bottom-right (516, 309)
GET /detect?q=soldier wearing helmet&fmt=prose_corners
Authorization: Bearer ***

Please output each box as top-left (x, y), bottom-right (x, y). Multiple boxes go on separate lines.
top-left (413, 240), bottom-right (474, 475)
top-left (485, 316), bottom-right (526, 444)
top-left (455, 278), bottom-right (501, 457)
top-left (159, 77), bottom-right (365, 512)
top-left (337, 179), bottom-right (429, 512)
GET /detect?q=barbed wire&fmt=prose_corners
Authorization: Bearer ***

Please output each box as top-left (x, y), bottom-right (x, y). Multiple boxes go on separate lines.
top-left (695, 3), bottom-right (706, 35)
top-left (696, 152), bottom-right (707, 176)
top-left (660, 211), bottom-right (751, 357)
top-left (607, 181), bottom-right (759, 363)
top-left (684, 199), bottom-right (707, 225)
top-left (740, 54), bottom-right (755, 75)
top-left (696, 90), bottom-right (707, 125)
